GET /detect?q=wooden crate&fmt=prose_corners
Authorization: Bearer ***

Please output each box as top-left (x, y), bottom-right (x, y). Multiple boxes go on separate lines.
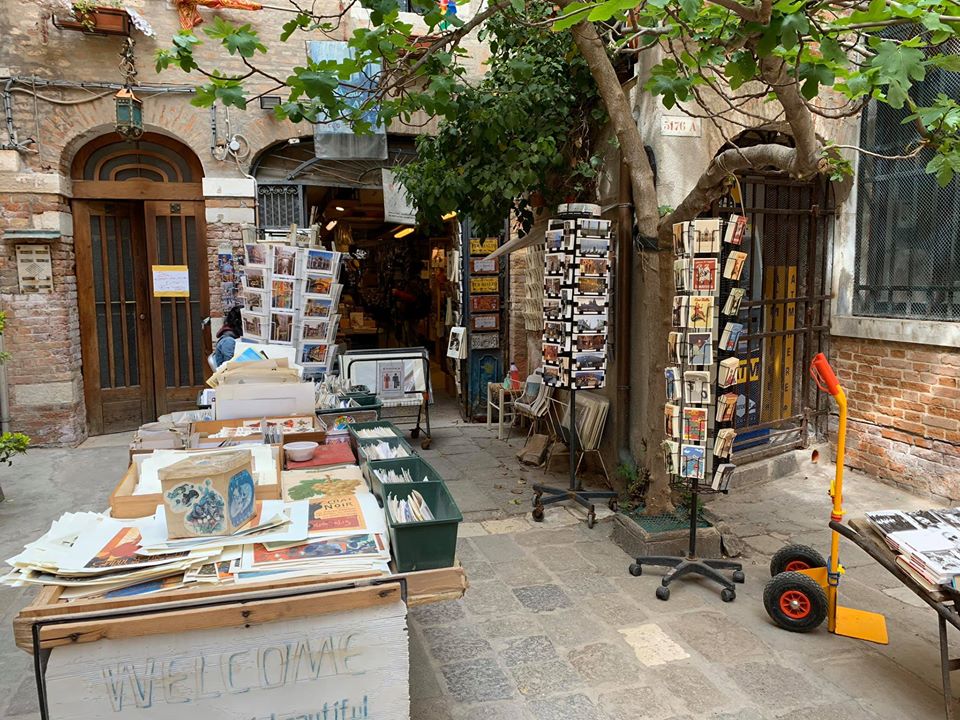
top-left (109, 447), bottom-right (282, 519)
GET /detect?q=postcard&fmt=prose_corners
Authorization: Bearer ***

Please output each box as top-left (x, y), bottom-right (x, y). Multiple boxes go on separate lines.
top-left (240, 310), bottom-right (266, 340)
top-left (545, 277), bottom-right (563, 297)
top-left (693, 258), bottom-right (718, 293)
top-left (664, 403), bottom-right (681, 439)
top-left (674, 258), bottom-right (690, 292)
top-left (242, 288), bottom-right (267, 313)
top-left (575, 314), bottom-right (607, 334)
top-left (672, 222), bottom-right (688, 256)
top-left (305, 275), bottom-right (334, 297)
top-left (574, 333), bottom-right (605, 352)
top-left (273, 245), bottom-right (298, 277)
top-left (684, 370), bottom-right (712, 406)
top-left (682, 407), bottom-right (707, 444)
top-left (665, 366), bottom-right (680, 402)
top-left (303, 297), bottom-right (333, 318)
top-left (271, 278), bottom-right (296, 311)
top-left (545, 253), bottom-right (566, 276)
top-left (694, 218), bottom-right (721, 254)
top-left (688, 332), bottom-right (713, 366)
top-left (719, 356), bottom-right (740, 387)
top-left (574, 295), bottom-right (606, 314)
top-left (723, 251), bottom-right (748, 281)
top-left (544, 321), bottom-right (566, 342)
top-left (542, 364), bottom-right (562, 385)
top-left (300, 317), bottom-right (333, 343)
top-left (545, 229), bottom-right (565, 252)
top-left (712, 463), bottom-right (736, 491)
top-left (577, 276), bottom-right (608, 296)
top-left (544, 298), bottom-right (563, 320)
top-left (269, 311), bottom-right (295, 344)
top-left (723, 287), bottom-right (746, 315)
top-left (299, 342), bottom-right (330, 365)
top-left (447, 327), bottom-right (466, 359)
top-left (724, 215), bottom-right (747, 245)
top-left (668, 331), bottom-right (684, 364)
top-left (579, 236), bottom-right (609, 257)
top-left (579, 257), bottom-right (608, 276)
top-left (575, 351), bottom-right (605, 370)
top-left (244, 243), bottom-right (271, 268)
top-left (663, 440), bottom-right (679, 476)
top-left (573, 369), bottom-right (605, 389)
top-left (305, 249), bottom-right (340, 275)
top-left (242, 267), bottom-right (268, 291)
top-left (543, 342), bottom-right (561, 363)
top-left (672, 296), bottom-right (688, 328)
top-left (720, 322), bottom-right (745, 352)
top-left (688, 296), bottom-right (714, 331)
top-left (717, 392), bottom-right (739, 423)
top-left (681, 444), bottom-right (706, 479)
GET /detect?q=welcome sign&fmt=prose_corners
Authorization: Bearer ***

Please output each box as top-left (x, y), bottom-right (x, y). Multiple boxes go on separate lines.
top-left (44, 600), bottom-right (409, 719)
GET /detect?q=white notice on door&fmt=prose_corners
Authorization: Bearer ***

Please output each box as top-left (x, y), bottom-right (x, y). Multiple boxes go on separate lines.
top-left (152, 265), bottom-right (190, 297)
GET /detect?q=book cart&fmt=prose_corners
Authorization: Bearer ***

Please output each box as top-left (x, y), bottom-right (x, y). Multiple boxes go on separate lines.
top-left (532, 204), bottom-right (618, 527)
top-left (629, 216), bottom-right (748, 601)
top-left (12, 423), bottom-right (464, 720)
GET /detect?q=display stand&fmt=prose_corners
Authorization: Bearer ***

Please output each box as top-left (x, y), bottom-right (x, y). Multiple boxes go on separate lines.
top-left (532, 387), bottom-right (617, 528)
top-left (629, 216), bottom-right (747, 601)
top-left (532, 204), bottom-right (617, 528)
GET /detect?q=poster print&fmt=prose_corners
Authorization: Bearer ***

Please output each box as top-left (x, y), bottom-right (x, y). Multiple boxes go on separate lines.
top-left (470, 237), bottom-right (499, 255)
top-left (470, 295), bottom-right (500, 313)
top-left (470, 276), bottom-right (499, 294)
top-left (272, 245), bottom-right (298, 277)
top-left (470, 257), bottom-right (499, 275)
top-left (471, 314), bottom-right (500, 332)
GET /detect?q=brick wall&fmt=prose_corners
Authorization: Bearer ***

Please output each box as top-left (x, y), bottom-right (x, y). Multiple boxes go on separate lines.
top-left (832, 336), bottom-right (960, 501)
top-left (0, 190), bottom-right (85, 445)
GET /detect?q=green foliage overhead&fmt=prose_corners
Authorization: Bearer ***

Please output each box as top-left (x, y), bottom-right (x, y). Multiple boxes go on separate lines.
top-left (395, 6), bottom-right (607, 234)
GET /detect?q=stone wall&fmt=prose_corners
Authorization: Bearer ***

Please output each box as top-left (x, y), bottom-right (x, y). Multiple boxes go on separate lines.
top-left (831, 336), bottom-right (960, 501)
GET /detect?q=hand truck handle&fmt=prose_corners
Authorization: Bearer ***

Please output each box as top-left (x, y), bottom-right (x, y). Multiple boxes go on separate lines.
top-left (810, 352), bottom-right (841, 397)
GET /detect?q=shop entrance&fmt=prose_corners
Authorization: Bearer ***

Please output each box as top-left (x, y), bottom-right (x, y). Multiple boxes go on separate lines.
top-left (71, 134), bottom-right (210, 435)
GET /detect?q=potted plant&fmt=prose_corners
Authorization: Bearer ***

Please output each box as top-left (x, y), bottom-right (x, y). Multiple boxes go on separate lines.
top-left (52, 1), bottom-right (130, 35)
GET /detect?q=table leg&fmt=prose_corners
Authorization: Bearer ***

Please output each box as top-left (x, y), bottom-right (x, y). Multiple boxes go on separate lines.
top-left (940, 614), bottom-right (955, 720)
top-left (487, 386), bottom-right (493, 429)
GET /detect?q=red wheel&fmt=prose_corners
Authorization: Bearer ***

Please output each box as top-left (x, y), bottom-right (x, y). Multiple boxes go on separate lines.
top-left (769, 544), bottom-right (827, 576)
top-left (764, 572), bottom-right (827, 632)
top-left (785, 560), bottom-right (811, 572)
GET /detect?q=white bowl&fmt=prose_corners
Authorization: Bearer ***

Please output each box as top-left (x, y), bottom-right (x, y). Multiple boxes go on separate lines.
top-left (285, 441), bottom-right (319, 462)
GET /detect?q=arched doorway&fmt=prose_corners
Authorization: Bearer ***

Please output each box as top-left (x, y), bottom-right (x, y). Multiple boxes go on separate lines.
top-left (72, 132), bottom-right (210, 435)
top-left (714, 129), bottom-right (836, 461)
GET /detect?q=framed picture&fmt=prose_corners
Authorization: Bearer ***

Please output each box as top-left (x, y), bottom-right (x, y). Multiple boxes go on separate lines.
top-left (272, 245), bottom-right (298, 277)
top-left (470, 295), bottom-right (500, 313)
top-left (470, 257), bottom-right (499, 275)
top-left (471, 314), bottom-right (499, 332)
top-left (377, 361), bottom-right (405, 398)
top-left (447, 326), bottom-right (467, 359)
top-left (269, 311), bottom-right (295, 344)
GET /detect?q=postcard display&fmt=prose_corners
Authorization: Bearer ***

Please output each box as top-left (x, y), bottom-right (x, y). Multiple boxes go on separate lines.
top-left (630, 215), bottom-right (747, 602)
top-left (240, 242), bottom-right (344, 376)
top-left (532, 206), bottom-right (617, 527)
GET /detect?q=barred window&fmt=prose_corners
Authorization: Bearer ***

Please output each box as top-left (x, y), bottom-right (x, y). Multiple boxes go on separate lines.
top-left (854, 61), bottom-right (960, 321)
top-left (257, 184), bottom-right (304, 229)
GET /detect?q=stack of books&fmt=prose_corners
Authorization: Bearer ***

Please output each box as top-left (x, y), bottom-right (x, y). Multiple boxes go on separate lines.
top-left (866, 509), bottom-right (960, 587)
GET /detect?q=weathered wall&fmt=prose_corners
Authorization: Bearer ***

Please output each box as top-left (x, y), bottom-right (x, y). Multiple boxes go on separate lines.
top-left (832, 336), bottom-right (960, 501)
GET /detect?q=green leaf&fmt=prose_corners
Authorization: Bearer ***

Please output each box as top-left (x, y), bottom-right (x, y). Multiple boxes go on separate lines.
top-left (680, 0), bottom-right (701, 19)
top-left (779, 12), bottom-right (810, 51)
top-left (724, 51), bottom-right (757, 89)
top-left (929, 54), bottom-right (960, 72)
top-left (870, 41), bottom-right (925, 109)
top-left (798, 62), bottom-right (835, 99)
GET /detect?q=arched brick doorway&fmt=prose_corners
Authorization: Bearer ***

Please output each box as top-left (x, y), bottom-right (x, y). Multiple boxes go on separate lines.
top-left (71, 132), bottom-right (210, 434)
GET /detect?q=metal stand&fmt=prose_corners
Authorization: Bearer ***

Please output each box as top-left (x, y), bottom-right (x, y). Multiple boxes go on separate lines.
top-left (531, 387), bottom-right (618, 528)
top-left (628, 476), bottom-right (744, 601)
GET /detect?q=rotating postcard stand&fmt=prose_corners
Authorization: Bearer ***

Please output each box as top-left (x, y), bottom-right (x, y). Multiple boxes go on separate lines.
top-left (532, 204), bottom-right (617, 528)
top-left (629, 216), bottom-right (747, 601)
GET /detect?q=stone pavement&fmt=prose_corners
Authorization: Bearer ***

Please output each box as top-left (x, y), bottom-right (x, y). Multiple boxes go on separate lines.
top-left (0, 411), bottom-right (957, 718)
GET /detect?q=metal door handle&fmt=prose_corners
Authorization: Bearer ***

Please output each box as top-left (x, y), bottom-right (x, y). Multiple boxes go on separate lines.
top-left (139, 313), bottom-right (146, 320)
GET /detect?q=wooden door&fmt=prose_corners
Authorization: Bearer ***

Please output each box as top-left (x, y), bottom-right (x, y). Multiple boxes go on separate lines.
top-left (75, 201), bottom-right (155, 434)
top-left (144, 201), bottom-right (211, 416)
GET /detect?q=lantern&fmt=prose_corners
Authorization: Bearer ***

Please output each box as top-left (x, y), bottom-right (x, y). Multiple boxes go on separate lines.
top-left (115, 87), bottom-right (143, 141)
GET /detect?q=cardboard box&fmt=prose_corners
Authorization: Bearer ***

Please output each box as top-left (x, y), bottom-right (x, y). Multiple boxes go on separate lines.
top-left (215, 383), bottom-right (315, 420)
top-left (160, 452), bottom-right (257, 538)
top-left (110, 447), bottom-right (282, 519)
top-left (190, 416), bottom-right (318, 449)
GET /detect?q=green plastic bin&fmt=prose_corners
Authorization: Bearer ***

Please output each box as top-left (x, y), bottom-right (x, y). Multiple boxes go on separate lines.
top-left (384, 481), bottom-right (462, 572)
top-left (357, 436), bottom-right (416, 480)
top-left (338, 393), bottom-right (383, 417)
top-left (366, 456), bottom-right (442, 500)
top-left (348, 420), bottom-right (402, 453)
top-left (316, 408), bottom-right (379, 436)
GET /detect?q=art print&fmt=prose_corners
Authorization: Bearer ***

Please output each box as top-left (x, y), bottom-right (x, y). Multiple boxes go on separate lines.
top-left (270, 311), bottom-right (295, 344)
top-left (84, 527), bottom-right (145, 570)
top-left (299, 342), bottom-right (330, 365)
top-left (253, 534), bottom-right (383, 564)
top-left (303, 297), bottom-right (333, 318)
top-left (692, 258), bottom-right (718, 293)
top-left (272, 245), bottom-right (298, 277)
top-left (271, 278), bottom-right (295, 310)
top-left (244, 243), bottom-right (270, 268)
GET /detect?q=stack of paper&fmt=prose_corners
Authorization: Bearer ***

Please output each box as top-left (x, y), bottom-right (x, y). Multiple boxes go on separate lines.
top-left (360, 441), bottom-right (411, 461)
top-left (866, 509), bottom-right (960, 586)
top-left (387, 490), bottom-right (434, 523)
top-left (354, 427), bottom-right (398, 440)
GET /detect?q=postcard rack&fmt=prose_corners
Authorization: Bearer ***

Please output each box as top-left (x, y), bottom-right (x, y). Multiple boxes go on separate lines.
top-left (339, 347), bottom-right (433, 449)
top-left (629, 215), bottom-right (748, 602)
top-left (532, 204), bottom-right (617, 528)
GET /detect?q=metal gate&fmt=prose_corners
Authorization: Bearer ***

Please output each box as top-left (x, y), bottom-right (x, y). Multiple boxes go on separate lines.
top-left (719, 171), bottom-right (835, 462)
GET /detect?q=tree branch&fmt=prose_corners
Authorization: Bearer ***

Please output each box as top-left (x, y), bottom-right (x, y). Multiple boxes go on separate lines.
top-left (758, 56), bottom-right (820, 176)
top-left (705, 0), bottom-right (772, 23)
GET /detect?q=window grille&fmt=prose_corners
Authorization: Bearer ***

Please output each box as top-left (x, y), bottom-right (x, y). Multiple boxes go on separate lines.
top-left (257, 184), bottom-right (304, 229)
top-left (853, 52), bottom-right (960, 321)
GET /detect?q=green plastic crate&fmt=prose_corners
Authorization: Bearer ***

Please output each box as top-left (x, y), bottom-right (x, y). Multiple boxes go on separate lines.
top-left (338, 393), bottom-right (383, 417)
top-left (366, 456), bottom-right (442, 500)
top-left (357, 436), bottom-right (416, 479)
top-left (315, 408), bottom-right (379, 436)
top-left (347, 420), bottom-right (402, 453)
top-left (384, 481), bottom-right (462, 572)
